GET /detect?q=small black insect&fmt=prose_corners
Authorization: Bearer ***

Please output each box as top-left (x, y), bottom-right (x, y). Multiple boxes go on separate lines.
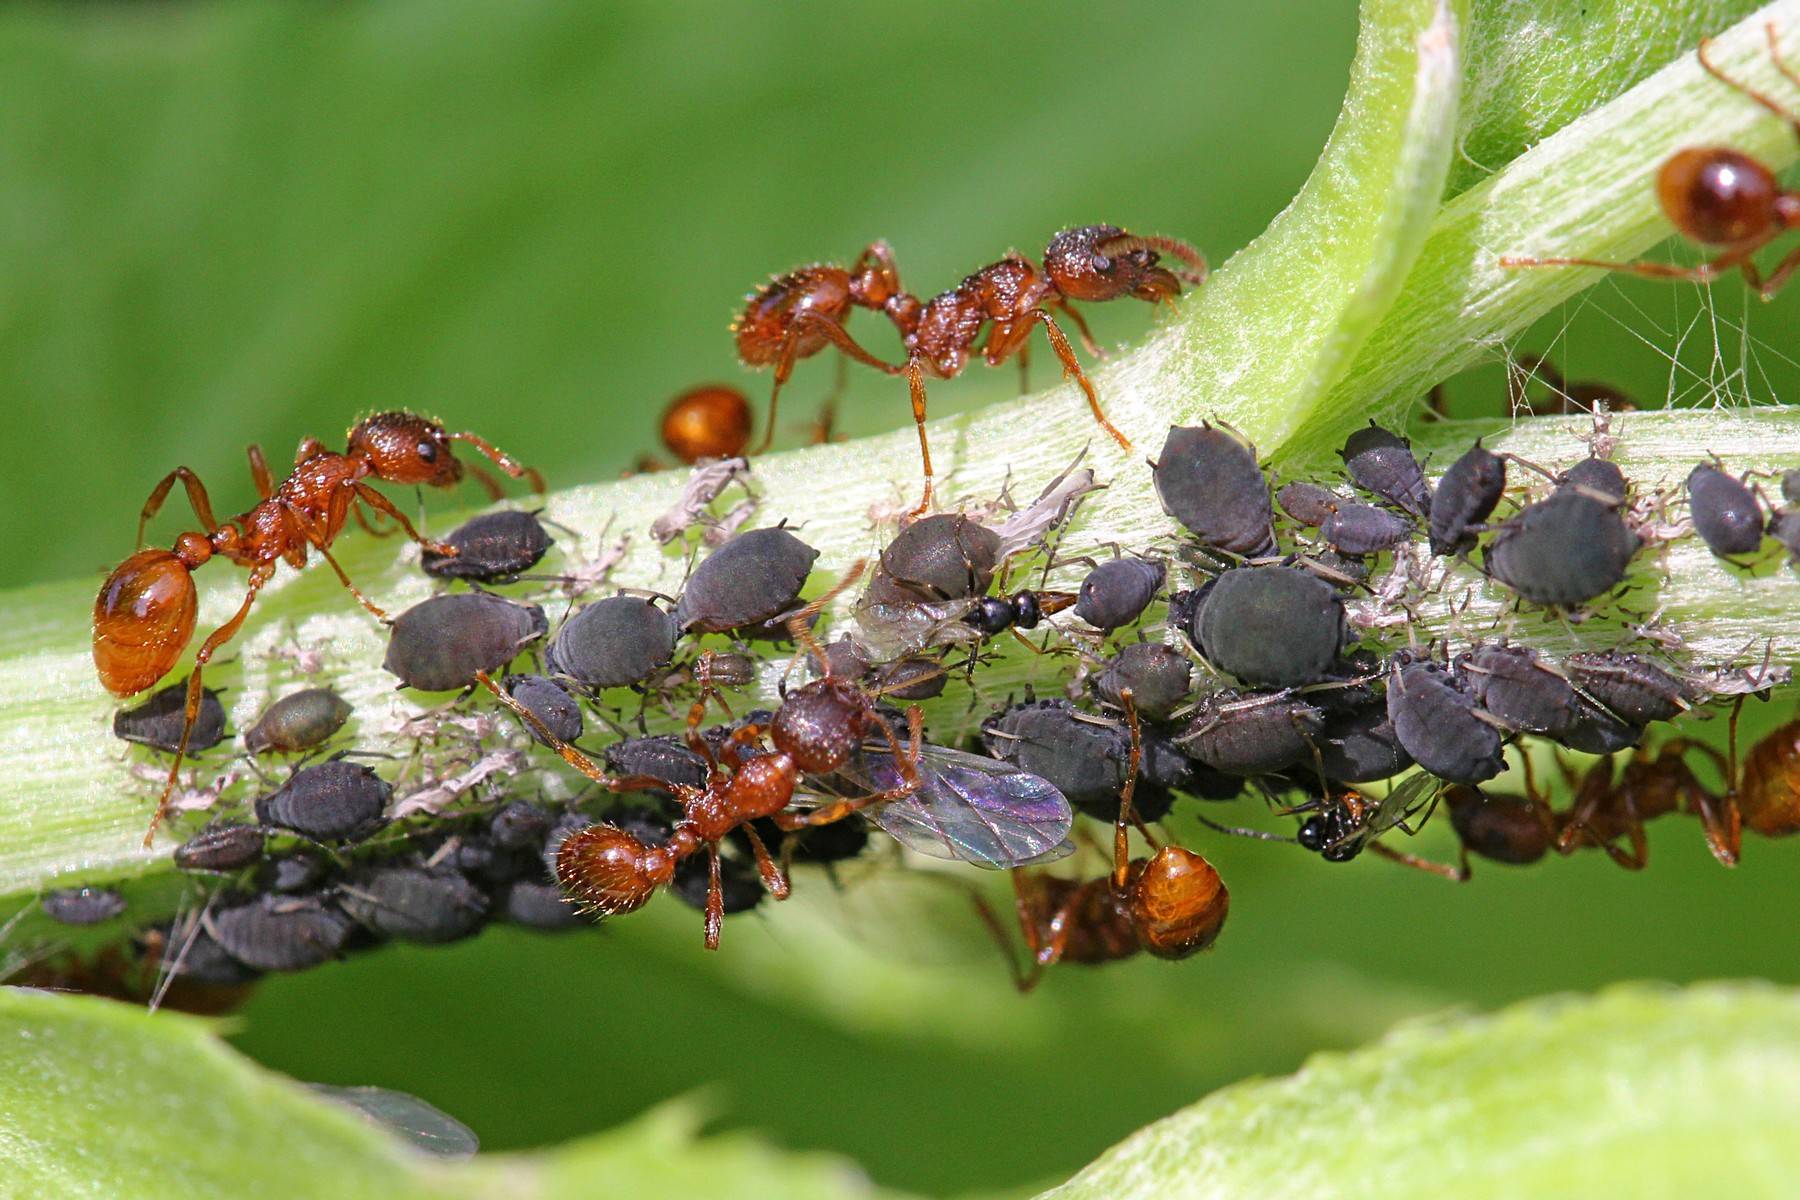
top-left (1175, 690), bottom-right (1326, 777)
top-left (1074, 557), bottom-right (1165, 632)
top-left (254, 759), bottom-right (391, 844)
top-left (1152, 423), bottom-right (1275, 557)
top-left (1456, 643), bottom-right (1580, 737)
top-left (981, 699), bottom-right (1175, 822)
top-left (1319, 502), bottom-right (1412, 556)
top-left (384, 593), bottom-right (548, 692)
top-left (1339, 423), bottom-right (1430, 516)
top-left (420, 509), bottom-right (555, 581)
top-left (963, 589), bottom-right (1074, 636)
top-left (1686, 462), bottom-right (1765, 558)
top-left (206, 891), bottom-right (354, 972)
top-left (1385, 653), bottom-right (1506, 785)
top-left (673, 526), bottom-right (820, 633)
top-left (1094, 642), bottom-right (1193, 721)
top-left (113, 679), bottom-right (226, 753)
top-left (42, 885), bottom-right (126, 926)
top-left (1427, 442), bottom-right (1505, 557)
top-left (173, 823), bottom-right (267, 873)
top-left (1276, 481), bottom-right (1337, 528)
top-left (864, 513), bottom-right (1002, 604)
top-left (1444, 785), bottom-right (1552, 868)
top-left (672, 851), bottom-right (767, 917)
top-left (338, 866), bottom-right (490, 944)
top-left (244, 688), bottom-right (353, 755)
top-left (544, 595), bottom-right (678, 691)
top-left (500, 674), bottom-right (583, 746)
top-left (1484, 489), bottom-right (1639, 607)
top-left (1562, 651), bottom-right (1688, 726)
top-left (1188, 565), bottom-right (1348, 688)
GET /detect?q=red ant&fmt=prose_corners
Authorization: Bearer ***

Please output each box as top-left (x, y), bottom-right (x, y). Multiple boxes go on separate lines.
top-left (1549, 739), bottom-right (1739, 869)
top-left (976, 692), bottom-right (1229, 991)
top-left (659, 384), bottom-right (755, 465)
top-left (1728, 713), bottom-right (1800, 840)
top-left (1502, 25), bottom-right (1800, 299)
top-left (480, 561), bottom-right (927, 949)
top-left (734, 226), bottom-right (1207, 514)
top-left (94, 412), bottom-right (542, 848)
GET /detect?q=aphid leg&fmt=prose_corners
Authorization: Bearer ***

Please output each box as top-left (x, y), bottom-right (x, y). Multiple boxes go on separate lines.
top-left (739, 822), bottom-right (791, 901)
top-left (1113, 690), bottom-right (1142, 890)
top-left (446, 430), bottom-right (546, 493)
top-left (351, 483), bottom-right (458, 557)
top-left (136, 467), bottom-right (221, 548)
top-left (1367, 840), bottom-right (1469, 882)
top-left (704, 846), bottom-right (724, 951)
top-left (146, 565), bottom-right (274, 847)
top-left (1698, 29), bottom-right (1800, 141)
top-left (904, 358), bottom-right (936, 517)
top-left (246, 444), bottom-right (275, 499)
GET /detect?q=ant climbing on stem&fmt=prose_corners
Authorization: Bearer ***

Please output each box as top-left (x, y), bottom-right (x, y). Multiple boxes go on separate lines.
top-left (93, 412), bottom-right (542, 848)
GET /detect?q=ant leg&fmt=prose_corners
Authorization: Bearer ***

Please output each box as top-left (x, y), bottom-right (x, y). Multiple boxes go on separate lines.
top-left (350, 504), bottom-right (396, 539)
top-left (740, 822), bottom-right (791, 901)
top-left (1499, 240), bottom-right (1767, 286)
top-left (1019, 309), bottom-right (1132, 452)
top-left (682, 660), bottom-right (724, 769)
top-left (463, 462), bottom-right (507, 502)
top-left (1367, 840), bottom-right (1469, 881)
top-left (446, 431), bottom-right (545, 493)
top-left (1113, 690), bottom-right (1141, 890)
top-left (473, 671), bottom-right (653, 795)
top-left (904, 357), bottom-right (936, 517)
top-left (351, 483), bottom-right (457, 556)
top-left (704, 846), bottom-right (724, 950)
top-left (137, 468), bottom-right (221, 548)
top-left (1749, 243), bottom-right (1800, 301)
top-left (283, 507), bottom-right (388, 620)
top-left (970, 886), bottom-right (1039, 992)
top-left (777, 705), bottom-right (922, 829)
top-left (145, 565), bottom-right (275, 847)
top-left (294, 437), bottom-right (327, 467)
top-left (1698, 30), bottom-right (1800, 141)
top-left (246, 445), bottom-right (275, 499)
top-left (1054, 299), bottom-right (1104, 359)
top-left (1017, 337), bottom-right (1030, 394)
top-left (810, 352), bottom-right (849, 447)
top-left (754, 314), bottom-right (901, 455)
top-left (785, 559), bottom-right (867, 672)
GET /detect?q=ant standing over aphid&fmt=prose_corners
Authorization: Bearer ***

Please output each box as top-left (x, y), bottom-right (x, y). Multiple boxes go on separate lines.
top-left (1503, 24), bottom-right (1800, 297)
top-left (734, 225), bottom-right (1208, 514)
top-left (93, 412), bottom-right (543, 847)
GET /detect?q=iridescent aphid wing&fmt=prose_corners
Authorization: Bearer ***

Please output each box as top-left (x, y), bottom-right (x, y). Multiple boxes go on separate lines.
top-left (853, 745), bottom-right (1074, 868)
top-left (852, 596), bottom-right (982, 659)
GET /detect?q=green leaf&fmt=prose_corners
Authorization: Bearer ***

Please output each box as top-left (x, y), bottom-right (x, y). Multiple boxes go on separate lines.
top-left (1039, 984), bottom-right (1800, 1200)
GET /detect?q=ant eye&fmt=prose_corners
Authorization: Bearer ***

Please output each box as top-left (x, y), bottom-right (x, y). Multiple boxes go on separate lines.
top-left (1092, 254), bottom-right (1112, 272)
top-left (416, 441), bottom-right (437, 464)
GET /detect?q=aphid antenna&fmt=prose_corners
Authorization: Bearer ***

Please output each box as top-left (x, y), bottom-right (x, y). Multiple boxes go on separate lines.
top-left (147, 890), bottom-right (221, 1016)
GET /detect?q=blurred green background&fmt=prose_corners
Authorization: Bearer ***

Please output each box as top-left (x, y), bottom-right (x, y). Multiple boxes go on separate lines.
top-left (5, 3), bottom-right (1800, 1197)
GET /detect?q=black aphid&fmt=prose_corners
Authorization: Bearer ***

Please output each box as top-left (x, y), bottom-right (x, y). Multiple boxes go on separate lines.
top-left (1556, 696), bottom-right (1643, 755)
top-left (497, 880), bottom-right (583, 931)
top-left (1428, 442), bottom-right (1506, 557)
top-left (1686, 463), bottom-right (1765, 558)
top-left (113, 679), bottom-right (226, 753)
top-left (1484, 490), bottom-right (1639, 607)
top-left (1074, 558), bottom-right (1165, 632)
top-left (154, 921), bottom-right (263, 986)
top-left (1314, 697), bottom-right (1414, 783)
top-left (980, 700), bottom-right (1174, 822)
top-left (254, 759), bottom-right (390, 844)
top-left (206, 891), bottom-right (354, 972)
top-left (872, 656), bottom-right (948, 701)
top-left (674, 526), bottom-right (819, 633)
top-left (489, 801), bottom-right (553, 851)
top-left (1770, 509), bottom-right (1800, 562)
top-left (435, 831), bottom-right (536, 888)
top-left (338, 866), bottom-right (490, 944)
top-left (1339, 423), bottom-right (1430, 516)
top-left (819, 635), bottom-right (874, 682)
top-left (1094, 642), bottom-right (1193, 720)
top-left (865, 514), bottom-right (1002, 604)
top-left (1175, 690), bottom-right (1325, 776)
top-left (1557, 457), bottom-right (1628, 503)
top-left (1189, 565), bottom-right (1347, 688)
top-left (42, 886), bottom-right (126, 926)
top-left (672, 852), bottom-right (766, 916)
top-left (1152, 423), bottom-right (1275, 556)
top-left (1319, 503), bottom-right (1412, 556)
top-left (604, 735), bottom-right (710, 792)
top-left (1385, 654), bottom-right (1506, 785)
top-left (544, 595), bottom-right (678, 690)
top-left (173, 824), bottom-right (267, 873)
top-left (733, 815), bottom-right (873, 865)
top-left (1276, 481), bottom-right (1337, 528)
top-left (257, 850), bottom-right (331, 895)
top-left (1563, 651), bottom-right (1688, 725)
top-left (420, 509), bottom-right (554, 581)
top-left (384, 593), bottom-right (548, 692)
top-left (245, 688), bottom-right (353, 755)
top-left (1456, 643), bottom-right (1579, 737)
top-left (501, 674), bottom-right (583, 746)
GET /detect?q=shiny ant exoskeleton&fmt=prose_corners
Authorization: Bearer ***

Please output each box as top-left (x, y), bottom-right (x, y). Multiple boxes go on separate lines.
top-left (1503, 25), bottom-right (1800, 299)
top-left (733, 225), bottom-right (1207, 513)
top-left (93, 412), bottom-right (542, 847)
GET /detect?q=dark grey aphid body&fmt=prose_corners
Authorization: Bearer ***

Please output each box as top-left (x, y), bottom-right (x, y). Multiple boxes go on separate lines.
top-left (1556, 696), bottom-right (1643, 755)
top-left (674, 526), bottom-right (820, 633)
top-left (873, 656), bottom-right (948, 701)
top-left (420, 510), bottom-right (554, 581)
top-left (489, 801), bottom-right (553, 851)
top-left (1190, 565), bottom-right (1347, 688)
top-left (1557, 457), bottom-right (1628, 503)
top-left (438, 832), bottom-right (536, 887)
top-left (1485, 491), bottom-right (1639, 607)
top-left (605, 735), bottom-right (710, 792)
top-left (1152, 424), bottom-right (1275, 556)
top-left (156, 921), bottom-right (263, 986)
top-left (257, 851), bottom-right (330, 894)
top-left (113, 680), bottom-right (226, 753)
top-left (1095, 642), bottom-right (1192, 720)
top-left (1428, 443), bottom-right (1505, 556)
top-left (498, 880), bottom-right (583, 931)
top-left (818, 635), bottom-right (874, 682)
top-left (207, 892), bottom-right (354, 972)
top-left (255, 759), bottom-right (391, 844)
top-left (1176, 691), bottom-right (1325, 776)
top-left (1563, 651), bottom-right (1687, 725)
top-left (1457, 644), bottom-right (1579, 737)
top-left (981, 700), bottom-right (1174, 822)
top-left (1277, 481), bottom-right (1337, 528)
top-left (42, 886), bottom-right (126, 926)
top-left (673, 852), bottom-right (765, 915)
top-left (245, 688), bottom-right (353, 755)
top-left (1314, 698), bottom-right (1414, 783)
top-left (339, 866), bottom-right (490, 944)
top-left (546, 596), bottom-right (678, 690)
top-left (865, 514), bottom-right (1001, 604)
top-left (1319, 503), bottom-right (1412, 556)
top-left (1770, 510), bottom-right (1800, 562)
top-left (1075, 558), bottom-right (1165, 631)
top-left (1385, 657), bottom-right (1506, 785)
top-left (1340, 424), bottom-right (1430, 516)
top-left (173, 824), bottom-right (267, 873)
top-left (1783, 470), bottom-right (1800, 507)
top-left (502, 674), bottom-right (583, 746)
top-left (1686, 463), bottom-right (1765, 558)
top-left (384, 593), bottom-right (548, 692)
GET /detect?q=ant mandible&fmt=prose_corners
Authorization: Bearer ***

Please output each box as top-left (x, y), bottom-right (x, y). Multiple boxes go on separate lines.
top-left (94, 412), bottom-right (543, 847)
top-left (976, 691), bottom-right (1229, 991)
top-left (480, 561), bottom-right (928, 950)
top-left (734, 225), bottom-right (1207, 514)
top-left (1502, 25), bottom-right (1800, 299)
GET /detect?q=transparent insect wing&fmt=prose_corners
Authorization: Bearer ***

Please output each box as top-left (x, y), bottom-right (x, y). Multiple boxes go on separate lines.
top-left (843, 744), bottom-right (1075, 868)
top-left (1368, 772), bottom-right (1449, 835)
top-left (306, 1085), bottom-right (479, 1159)
top-left (852, 596), bottom-right (983, 659)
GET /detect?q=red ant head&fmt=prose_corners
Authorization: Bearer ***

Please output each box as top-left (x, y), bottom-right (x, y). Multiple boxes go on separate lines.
top-left (770, 677), bottom-right (870, 775)
top-left (1043, 226), bottom-right (1208, 305)
top-left (1657, 148), bottom-right (1780, 246)
top-left (732, 266), bottom-right (853, 367)
top-left (1126, 846), bottom-right (1229, 960)
top-left (346, 412), bottom-right (464, 488)
top-left (555, 824), bottom-right (673, 916)
top-left (93, 548), bottom-right (201, 697)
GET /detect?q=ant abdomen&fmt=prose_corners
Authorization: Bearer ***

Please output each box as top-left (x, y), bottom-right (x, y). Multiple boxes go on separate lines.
top-left (93, 549), bottom-right (201, 696)
top-left (555, 824), bottom-right (677, 916)
top-left (1659, 147), bottom-right (1782, 245)
top-left (1128, 846), bottom-right (1230, 960)
top-left (733, 266), bottom-right (854, 366)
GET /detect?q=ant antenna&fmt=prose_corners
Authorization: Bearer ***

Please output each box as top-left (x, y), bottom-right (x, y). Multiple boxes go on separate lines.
top-left (1096, 233), bottom-right (1210, 284)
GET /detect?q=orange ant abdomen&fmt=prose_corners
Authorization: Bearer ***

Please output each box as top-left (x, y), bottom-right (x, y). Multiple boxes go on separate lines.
top-left (93, 547), bottom-right (203, 697)
top-left (1128, 846), bottom-right (1229, 960)
top-left (660, 385), bottom-right (754, 463)
top-left (1739, 719), bottom-right (1800, 836)
top-left (556, 824), bottom-right (682, 916)
top-left (734, 266), bottom-right (856, 366)
top-left (1658, 147), bottom-right (1783, 245)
